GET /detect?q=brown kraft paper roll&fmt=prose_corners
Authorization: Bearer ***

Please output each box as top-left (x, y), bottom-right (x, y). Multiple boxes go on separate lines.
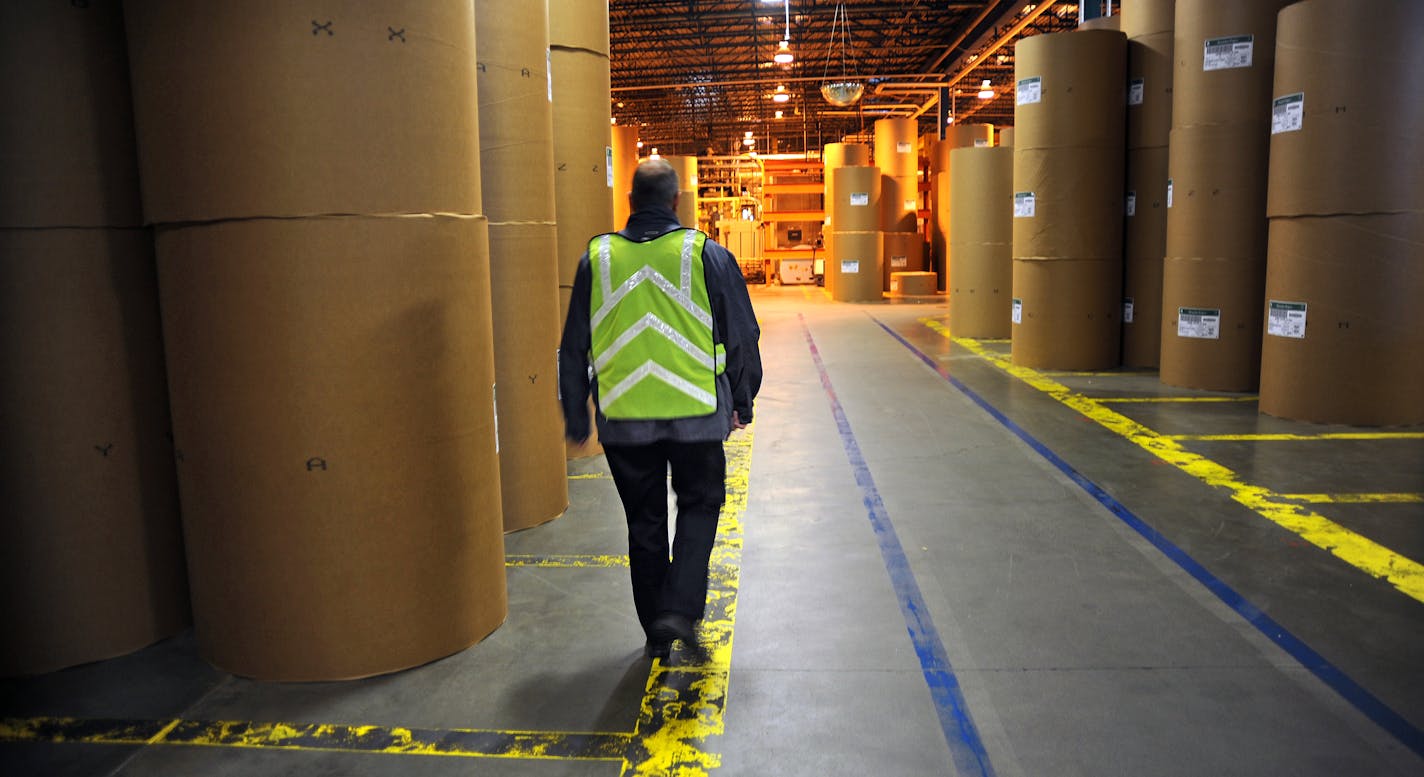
top-left (830, 167), bottom-right (882, 233)
top-left (1127, 32), bottom-right (1175, 149)
top-left (950, 147), bottom-right (1014, 339)
top-left (549, 0), bottom-right (610, 56)
top-left (1012, 146), bottom-right (1126, 261)
top-left (1165, 124), bottom-right (1269, 261)
top-left (830, 231), bottom-right (884, 302)
top-left (1013, 29), bottom-right (1128, 151)
top-left (1123, 145), bottom-right (1170, 367)
top-left (610, 124), bottom-right (640, 230)
top-left (1011, 258), bottom-right (1124, 370)
top-left (552, 47), bottom-right (613, 322)
top-left (123, 1), bottom-right (483, 222)
top-left (0, 228), bottom-right (188, 677)
top-left (1159, 255), bottom-right (1267, 391)
top-left (1171, 0), bottom-right (1295, 130)
top-left (1121, 0), bottom-right (1177, 39)
top-left (1259, 213), bottom-right (1424, 425)
top-left (156, 215), bottom-right (506, 681)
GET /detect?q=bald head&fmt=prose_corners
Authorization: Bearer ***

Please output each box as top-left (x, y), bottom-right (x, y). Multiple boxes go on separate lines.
top-left (630, 158), bottom-right (680, 212)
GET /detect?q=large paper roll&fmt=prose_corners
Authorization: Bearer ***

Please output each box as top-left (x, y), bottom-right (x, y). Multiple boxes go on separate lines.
top-left (1159, 255), bottom-right (1266, 391)
top-left (1165, 124), bottom-right (1269, 261)
top-left (881, 232), bottom-right (925, 290)
top-left (0, 228), bottom-right (188, 676)
top-left (156, 215), bottom-right (506, 680)
top-left (123, 1), bottom-right (483, 222)
top-left (552, 47), bottom-right (613, 323)
top-left (610, 124), bottom-right (640, 230)
top-left (829, 231), bottom-right (884, 303)
top-left (1013, 29), bottom-right (1128, 151)
top-left (1120, 0), bottom-right (1176, 39)
top-left (1012, 146), bottom-right (1126, 261)
top-left (949, 147), bottom-right (1014, 339)
top-left (1127, 32), bottom-right (1174, 149)
top-left (1011, 258), bottom-right (1124, 370)
top-left (549, 0), bottom-right (610, 56)
top-left (829, 167), bottom-right (882, 233)
top-left (1171, 0), bottom-right (1295, 130)
top-left (1123, 146), bottom-right (1171, 367)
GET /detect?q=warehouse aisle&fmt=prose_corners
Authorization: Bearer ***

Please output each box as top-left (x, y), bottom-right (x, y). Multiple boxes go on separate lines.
top-left (2, 287), bottom-right (1420, 776)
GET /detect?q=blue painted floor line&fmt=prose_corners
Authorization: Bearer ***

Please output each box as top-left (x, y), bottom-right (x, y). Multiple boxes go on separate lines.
top-left (799, 314), bottom-right (996, 777)
top-left (872, 315), bottom-right (1424, 761)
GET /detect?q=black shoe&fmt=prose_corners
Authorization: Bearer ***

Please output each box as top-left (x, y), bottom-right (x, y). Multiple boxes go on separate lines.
top-left (649, 613), bottom-right (702, 657)
top-left (644, 640), bottom-right (671, 660)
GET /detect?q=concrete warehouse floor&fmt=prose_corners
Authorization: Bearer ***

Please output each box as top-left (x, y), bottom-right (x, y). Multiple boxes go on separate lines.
top-left (2, 286), bottom-right (1422, 776)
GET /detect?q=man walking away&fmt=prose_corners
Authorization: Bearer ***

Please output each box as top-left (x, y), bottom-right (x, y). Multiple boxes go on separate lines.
top-left (559, 158), bottom-right (762, 661)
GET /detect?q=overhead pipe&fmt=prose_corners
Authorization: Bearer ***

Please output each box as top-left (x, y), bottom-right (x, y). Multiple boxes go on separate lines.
top-left (907, 2), bottom-right (1057, 119)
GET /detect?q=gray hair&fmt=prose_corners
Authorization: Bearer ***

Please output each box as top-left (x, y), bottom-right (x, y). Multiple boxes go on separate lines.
top-left (630, 158), bottom-right (680, 211)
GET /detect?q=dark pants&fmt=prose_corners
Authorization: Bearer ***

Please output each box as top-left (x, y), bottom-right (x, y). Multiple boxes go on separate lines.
top-left (603, 440), bottom-right (726, 639)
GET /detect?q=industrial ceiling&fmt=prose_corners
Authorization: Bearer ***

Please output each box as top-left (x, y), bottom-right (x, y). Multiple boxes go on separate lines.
top-left (608, 0), bottom-right (1084, 155)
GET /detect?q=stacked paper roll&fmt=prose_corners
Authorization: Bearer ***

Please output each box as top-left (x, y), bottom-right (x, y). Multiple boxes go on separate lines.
top-left (822, 142), bottom-right (870, 296)
top-left (1120, 0), bottom-right (1176, 366)
top-left (1259, 0), bottom-right (1424, 424)
top-left (1160, 0), bottom-right (1295, 390)
top-left (0, 1), bottom-right (188, 677)
top-left (930, 124), bottom-right (994, 292)
top-left (949, 147), bottom-right (1015, 338)
top-left (874, 119), bottom-right (920, 233)
top-left (125, 0), bottom-right (505, 681)
top-left (1012, 29), bottom-right (1128, 369)
top-left (475, 0), bottom-right (568, 532)
top-left (610, 124), bottom-right (640, 230)
top-left (829, 166), bottom-right (883, 301)
top-left (550, 0), bottom-right (613, 321)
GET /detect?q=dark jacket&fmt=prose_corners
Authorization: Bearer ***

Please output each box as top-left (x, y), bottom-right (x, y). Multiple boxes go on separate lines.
top-left (559, 205), bottom-right (762, 445)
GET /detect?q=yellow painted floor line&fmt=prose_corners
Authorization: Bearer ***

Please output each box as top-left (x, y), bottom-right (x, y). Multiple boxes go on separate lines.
top-left (506, 554), bottom-right (630, 568)
top-left (621, 430), bottom-right (753, 776)
top-left (1283, 493), bottom-right (1424, 505)
top-left (920, 317), bottom-right (1424, 604)
top-left (0, 716), bottom-right (630, 761)
top-left (569, 472), bottom-right (611, 480)
top-left (1168, 432), bottom-right (1424, 442)
top-left (1096, 396), bottom-right (1259, 404)
top-left (1037, 370), bottom-right (1144, 377)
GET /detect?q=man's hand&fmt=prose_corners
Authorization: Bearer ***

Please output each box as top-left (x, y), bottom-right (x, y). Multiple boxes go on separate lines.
top-left (730, 410), bottom-right (748, 432)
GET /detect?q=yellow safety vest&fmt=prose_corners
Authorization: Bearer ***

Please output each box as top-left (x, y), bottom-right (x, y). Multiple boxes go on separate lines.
top-left (589, 229), bottom-right (726, 420)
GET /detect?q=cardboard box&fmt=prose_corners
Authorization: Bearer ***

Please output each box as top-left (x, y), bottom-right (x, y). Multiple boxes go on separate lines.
top-left (0, 227), bottom-right (188, 676)
top-left (1123, 145), bottom-right (1171, 367)
top-left (829, 231), bottom-right (884, 302)
top-left (1260, 213), bottom-right (1424, 425)
top-left (1121, 0), bottom-right (1177, 39)
top-left (1266, 0), bottom-right (1424, 217)
top-left (950, 242), bottom-right (1014, 339)
top-left (830, 166), bottom-right (882, 233)
top-left (1011, 258), bottom-right (1124, 370)
top-left (1127, 32), bottom-right (1174, 149)
top-left (1159, 255), bottom-right (1267, 391)
top-left (155, 214), bottom-right (506, 680)
top-left (1165, 124), bottom-right (1269, 261)
top-left (1014, 29), bottom-right (1127, 151)
top-left (551, 47), bottom-right (614, 319)
top-left (0, 2), bottom-right (144, 228)
top-left (882, 231), bottom-right (926, 290)
top-left (548, 0), bottom-right (610, 56)
top-left (124, 1), bottom-right (483, 223)
top-left (1012, 146), bottom-right (1125, 261)
top-left (1171, 0), bottom-right (1295, 130)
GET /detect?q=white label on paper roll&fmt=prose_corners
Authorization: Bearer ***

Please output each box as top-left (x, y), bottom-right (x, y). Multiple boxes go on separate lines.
top-left (1267, 300), bottom-right (1308, 338)
top-left (1011, 298), bottom-right (1023, 324)
top-left (1128, 79), bottom-right (1145, 106)
top-left (690, 175), bottom-right (698, 185)
top-left (891, 279), bottom-right (901, 291)
top-left (1126, 191), bottom-right (1137, 217)
top-left (1167, 178), bottom-right (1174, 208)
top-left (897, 141), bottom-right (913, 154)
top-left (1203, 35), bottom-right (1253, 71)
top-left (1177, 307), bottom-right (1221, 339)
top-left (904, 199), bottom-right (917, 212)
top-left (1016, 76), bottom-right (1042, 105)
top-left (974, 138), bottom-right (990, 147)
top-left (606, 147), bottom-right (614, 187)
top-left (1123, 297), bottom-right (1135, 324)
top-left (547, 50), bottom-right (554, 102)
top-left (492, 383), bottom-right (500, 453)
top-left (1272, 93), bottom-right (1305, 134)
top-left (1013, 191), bottom-right (1035, 218)
top-left (850, 192), bottom-right (870, 206)
top-left (841, 260), bottom-right (860, 274)
top-left (891, 255), bottom-right (908, 268)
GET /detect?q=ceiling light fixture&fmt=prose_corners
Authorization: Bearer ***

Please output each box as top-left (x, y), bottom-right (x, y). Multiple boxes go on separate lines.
top-left (775, 109), bottom-right (784, 119)
top-left (977, 79), bottom-right (995, 99)
top-left (773, 84), bottom-right (790, 103)
top-left (774, 39), bottom-right (794, 64)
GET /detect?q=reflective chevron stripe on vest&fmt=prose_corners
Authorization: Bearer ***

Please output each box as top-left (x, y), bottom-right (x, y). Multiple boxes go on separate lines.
top-left (589, 229), bottom-right (726, 420)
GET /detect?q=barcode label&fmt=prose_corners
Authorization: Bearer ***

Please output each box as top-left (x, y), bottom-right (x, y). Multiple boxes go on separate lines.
top-left (1167, 178), bottom-right (1174, 208)
top-left (1177, 307), bottom-right (1221, 339)
top-left (974, 138), bottom-right (990, 147)
top-left (897, 141), bottom-right (913, 154)
top-left (1272, 93), bottom-right (1305, 134)
top-left (841, 260), bottom-right (860, 274)
top-left (1267, 300), bottom-right (1307, 339)
top-left (1014, 191), bottom-right (1036, 218)
top-left (1128, 79), bottom-right (1145, 106)
top-left (891, 255), bottom-right (908, 268)
top-left (1012, 298), bottom-right (1023, 325)
top-left (850, 192), bottom-right (870, 206)
top-left (1126, 191), bottom-right (1137, 217)
top-left (1017, 76), bottom-right (1042, 105)
top-left (1203, 35), bottom-right (1253, 71)
top-left (1123, 297), bottom-right (1135, 324)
